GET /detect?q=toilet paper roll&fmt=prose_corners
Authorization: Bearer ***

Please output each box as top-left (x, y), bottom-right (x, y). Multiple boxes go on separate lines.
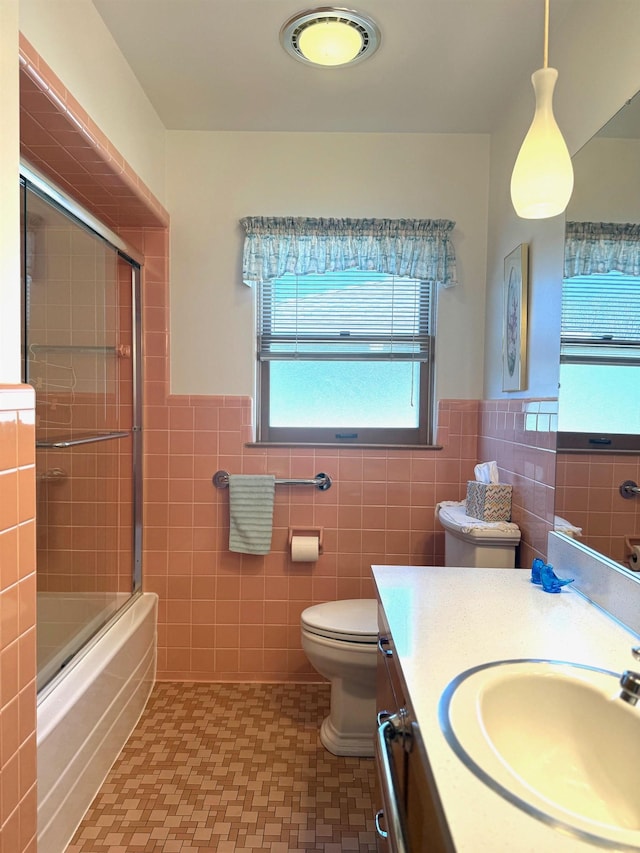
top-left (630, 545), bottom-right (640, 570)
top-left (291, 535), bottom-right (319, 562)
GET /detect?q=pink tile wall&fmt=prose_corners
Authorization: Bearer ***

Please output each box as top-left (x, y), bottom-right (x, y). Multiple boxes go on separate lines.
top-left (478, 399), bottom-right (558, 567)
top-left (0, 386), bottom-right (37, 853)
top-left (144, 397), bottom-right (478, 680)
top-left (556, 452), bottom-right (640, 566)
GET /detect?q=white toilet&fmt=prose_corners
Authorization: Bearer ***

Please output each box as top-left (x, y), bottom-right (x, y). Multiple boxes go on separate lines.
top-left (437, 501), bottom-right (521, 567)
top-left (301, 507), bottom-right (520, 757)
top-left (301, 598), bottom-right (378, 757)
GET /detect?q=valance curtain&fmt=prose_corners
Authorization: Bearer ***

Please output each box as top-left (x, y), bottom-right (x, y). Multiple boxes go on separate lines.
top-left (240, 217), bottom-right (457, 287)
top-left (564, 221), bottom-right (640, 278)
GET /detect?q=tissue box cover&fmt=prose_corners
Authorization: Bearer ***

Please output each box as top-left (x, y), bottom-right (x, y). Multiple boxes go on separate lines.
top-left (465, 482), bottom-right (512, 522)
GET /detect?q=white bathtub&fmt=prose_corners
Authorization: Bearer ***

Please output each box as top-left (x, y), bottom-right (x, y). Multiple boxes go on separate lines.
top-left (37, 592), bottom-right (157, 853)
top-left (37, 591), bottom-right (132, 692)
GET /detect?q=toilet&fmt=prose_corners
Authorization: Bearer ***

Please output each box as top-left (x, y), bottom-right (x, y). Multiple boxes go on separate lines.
top-left (301, 598), bottom-right (378, 757)
top-left (301, 506), bottom-right (520, 757)
top-left (437, 501), bottom-right (521, 568)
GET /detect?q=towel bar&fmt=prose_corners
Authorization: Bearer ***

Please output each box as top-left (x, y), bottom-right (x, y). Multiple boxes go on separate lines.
top-left (212, 470), bottom-right (332, 491)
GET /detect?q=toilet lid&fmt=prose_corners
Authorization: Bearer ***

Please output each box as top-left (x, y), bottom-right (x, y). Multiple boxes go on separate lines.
top-left (301, 599), bottom-right (378, 643)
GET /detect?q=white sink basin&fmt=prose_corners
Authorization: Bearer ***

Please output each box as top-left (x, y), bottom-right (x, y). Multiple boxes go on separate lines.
top-left (439, 659), bottom-right (640, 849)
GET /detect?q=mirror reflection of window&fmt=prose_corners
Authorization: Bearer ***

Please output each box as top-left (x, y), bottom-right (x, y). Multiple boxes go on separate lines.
top-left (556, 91), bottom-right (640, 566)
top-left (560, 270), bottom-right (640, 434)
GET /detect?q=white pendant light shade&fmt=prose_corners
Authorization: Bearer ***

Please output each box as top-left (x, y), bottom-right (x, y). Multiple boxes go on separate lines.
top-left (510, 67), bottom-right (574, 219)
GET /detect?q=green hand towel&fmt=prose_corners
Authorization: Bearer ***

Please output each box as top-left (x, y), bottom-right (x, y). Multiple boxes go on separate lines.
top-left (228, 474), bottom-right (276, 555)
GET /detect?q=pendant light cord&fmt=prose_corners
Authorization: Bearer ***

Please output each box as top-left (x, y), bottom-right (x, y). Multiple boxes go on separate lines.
top-left (543, 0), bottom-right (549, 68)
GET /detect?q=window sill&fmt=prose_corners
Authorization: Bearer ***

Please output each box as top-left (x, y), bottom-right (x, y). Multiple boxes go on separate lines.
top-left (246, 442), bottom-right (444, 451)
top-left (557, 433), bottom-right (640, 454)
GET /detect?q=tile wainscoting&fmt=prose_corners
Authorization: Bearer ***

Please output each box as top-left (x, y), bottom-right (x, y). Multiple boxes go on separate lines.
top-left (0, 385), bottom-right (37, 853)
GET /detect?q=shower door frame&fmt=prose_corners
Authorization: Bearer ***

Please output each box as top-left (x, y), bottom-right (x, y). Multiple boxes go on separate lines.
top-left (21, 162), bottom-right (144, 662)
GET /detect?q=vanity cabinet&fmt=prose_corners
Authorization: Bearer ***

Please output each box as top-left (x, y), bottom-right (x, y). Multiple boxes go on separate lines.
top-left (375, 603), bottom-right (454, 853)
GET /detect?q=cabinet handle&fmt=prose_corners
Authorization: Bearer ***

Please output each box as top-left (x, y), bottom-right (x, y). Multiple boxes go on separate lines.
top-left (377, 710), bottom-right (392, 727)
top-left (374, 809), bottom-right (388, 839)
top-left (378, 636), bottom-right (393, 657)
top-left (375, 718), bottom-right (409, 853)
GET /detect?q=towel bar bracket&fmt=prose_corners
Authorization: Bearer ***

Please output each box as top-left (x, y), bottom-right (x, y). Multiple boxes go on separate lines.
top-left (620, 480), bottom-right (640, 499)
top-left (212, 470), bottom-right (332, 491)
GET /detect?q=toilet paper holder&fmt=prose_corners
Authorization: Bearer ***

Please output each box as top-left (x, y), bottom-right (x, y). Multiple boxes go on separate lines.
top-left (288, 527), bottom-right (324, 555)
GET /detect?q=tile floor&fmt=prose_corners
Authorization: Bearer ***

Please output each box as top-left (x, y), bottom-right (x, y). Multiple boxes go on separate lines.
top-left (67, 682), bottom-right (378, 852)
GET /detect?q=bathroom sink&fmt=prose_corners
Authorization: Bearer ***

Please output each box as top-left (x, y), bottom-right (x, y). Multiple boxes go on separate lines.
top-left (439, 659), bottom-right (640, 849)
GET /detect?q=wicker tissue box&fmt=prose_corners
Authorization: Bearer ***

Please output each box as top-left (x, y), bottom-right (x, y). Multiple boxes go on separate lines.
top-left (465, 481), bottom-right (512, 522)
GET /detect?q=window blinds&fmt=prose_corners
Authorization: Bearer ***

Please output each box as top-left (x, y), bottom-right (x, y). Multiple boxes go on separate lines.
top-left (258, 271), bottom-right (433, 361)
top-left (561, 273), bottom-right (640, 363)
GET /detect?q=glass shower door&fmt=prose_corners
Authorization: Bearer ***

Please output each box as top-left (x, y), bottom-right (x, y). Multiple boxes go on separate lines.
top-left (21, 178), bottom-right (141, 691)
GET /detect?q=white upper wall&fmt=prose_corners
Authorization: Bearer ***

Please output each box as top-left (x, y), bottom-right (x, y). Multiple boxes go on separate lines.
top-left (165, 131), bottom-right (490, 399)
top-left (484, 1), bottom-right (640, 399)
top-left (0, 0), bottom-right (20, 383)
top-left (19, 0), bottom-right (166, 203)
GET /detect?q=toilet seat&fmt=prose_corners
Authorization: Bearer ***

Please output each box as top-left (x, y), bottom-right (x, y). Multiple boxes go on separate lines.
top-left (301, 599), bottom-right (378, 643)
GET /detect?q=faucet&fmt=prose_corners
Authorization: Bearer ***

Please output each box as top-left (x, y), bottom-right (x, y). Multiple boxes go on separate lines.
top-left (619, 646), bottom-right (640, 705)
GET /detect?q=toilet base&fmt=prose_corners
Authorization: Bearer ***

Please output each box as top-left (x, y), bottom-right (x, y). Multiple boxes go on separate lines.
top-left (320, 714), bottom-right (375, 757)
top-left (300, 612), bottom-right (378, 759)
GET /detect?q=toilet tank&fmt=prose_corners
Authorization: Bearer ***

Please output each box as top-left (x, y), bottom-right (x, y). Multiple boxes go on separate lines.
top-left (437, 502), bottom-right (521, 568)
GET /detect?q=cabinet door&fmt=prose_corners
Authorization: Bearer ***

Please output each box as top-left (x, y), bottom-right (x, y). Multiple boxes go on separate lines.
top-left (375, 607), bottom-right (410, 852)
top-left (375, 604), bottom-right (454, 853)
top-left (406, 722), bottom-right (455, 853)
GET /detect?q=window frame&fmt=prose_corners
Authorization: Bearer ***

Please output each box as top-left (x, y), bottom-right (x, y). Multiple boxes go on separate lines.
top-left (255, 273), bottom-right (436, 446)
top-left (558, 271), bottom-right (640, 452)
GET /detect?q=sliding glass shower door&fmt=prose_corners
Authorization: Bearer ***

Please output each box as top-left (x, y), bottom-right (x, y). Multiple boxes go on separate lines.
top-left (21, 173), bottom-right (142, 692)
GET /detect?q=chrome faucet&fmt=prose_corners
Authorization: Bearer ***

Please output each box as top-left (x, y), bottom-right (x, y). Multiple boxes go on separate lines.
top-left (619, 647), bottom-right (640, 705)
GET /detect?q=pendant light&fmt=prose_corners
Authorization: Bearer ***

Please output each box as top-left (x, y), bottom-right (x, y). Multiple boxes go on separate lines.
top-left (510, 0), bottom-right (574, 219)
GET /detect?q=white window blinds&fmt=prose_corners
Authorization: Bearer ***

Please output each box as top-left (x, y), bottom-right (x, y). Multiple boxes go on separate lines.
top-left (258, 271), bottom-right (433, 362)
top-left (561, 273), bottom-right (640, 363)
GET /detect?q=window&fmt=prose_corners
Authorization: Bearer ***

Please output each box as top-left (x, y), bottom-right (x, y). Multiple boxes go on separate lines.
top-left (559, 272), bottom-right (640, 448)
top-left (257, 270), bottom-right (434, 444)
top-left (241, 217), bottom-right (457, 446)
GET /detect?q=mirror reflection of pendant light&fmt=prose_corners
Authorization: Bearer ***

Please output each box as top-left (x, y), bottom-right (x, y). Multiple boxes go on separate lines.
top-left (510, 0), bottom-right (574, 219)
top-left (280, 8), bottom-right (381, 68)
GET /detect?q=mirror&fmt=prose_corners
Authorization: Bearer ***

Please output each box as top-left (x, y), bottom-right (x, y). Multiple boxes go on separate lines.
top-left (555, 91), bottom-right (640, 569)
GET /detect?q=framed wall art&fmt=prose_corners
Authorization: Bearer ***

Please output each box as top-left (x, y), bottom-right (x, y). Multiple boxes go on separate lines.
top-left (502, 243), bottom-right (529, 392)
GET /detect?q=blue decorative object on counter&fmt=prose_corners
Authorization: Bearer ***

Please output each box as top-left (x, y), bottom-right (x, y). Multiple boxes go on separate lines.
top-left (540, 562), bottom-right (574, 594)
top-left (531, 557), bottom-right (574, 592)
top-left (531, 557), bottom-right (544, 585)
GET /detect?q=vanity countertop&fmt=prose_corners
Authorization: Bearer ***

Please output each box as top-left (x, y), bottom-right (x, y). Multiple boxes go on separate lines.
top-left (372, 564), bottom-right (640, 852)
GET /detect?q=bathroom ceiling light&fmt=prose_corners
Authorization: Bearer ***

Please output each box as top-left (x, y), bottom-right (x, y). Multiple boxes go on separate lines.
top-left (280, 7), bottom-right (380, 68)
top-left (510, 0), bottom-right (574, 219)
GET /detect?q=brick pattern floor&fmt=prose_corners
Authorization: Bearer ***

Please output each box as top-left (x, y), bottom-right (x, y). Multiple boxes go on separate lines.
top-left (67, 682), bottom-right (378, 852)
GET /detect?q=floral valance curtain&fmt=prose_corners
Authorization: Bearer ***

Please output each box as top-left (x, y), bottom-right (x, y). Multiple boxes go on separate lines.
top-left (240, 217), bottom-right (457, 287)
top-left (564, 221), bottom-right (640, 278)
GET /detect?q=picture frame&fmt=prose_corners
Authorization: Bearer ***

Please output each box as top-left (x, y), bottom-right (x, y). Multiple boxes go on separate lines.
top-left (502, 243), bottom-right (529, 392)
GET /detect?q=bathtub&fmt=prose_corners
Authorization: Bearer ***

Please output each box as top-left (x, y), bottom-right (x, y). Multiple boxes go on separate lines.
top-left (37, 590), bottom-right (132, 692)
top-left (37, 592), bottom-right (157, 853)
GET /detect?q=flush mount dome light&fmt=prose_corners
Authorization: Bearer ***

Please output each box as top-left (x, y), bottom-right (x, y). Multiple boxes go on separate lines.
top-left (280, 7), bottom-right (381, 68)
